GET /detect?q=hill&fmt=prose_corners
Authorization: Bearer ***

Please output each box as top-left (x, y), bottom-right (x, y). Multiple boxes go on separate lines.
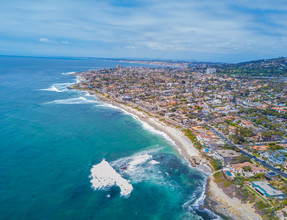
top-left (216, 57), bottom-right (287, 77)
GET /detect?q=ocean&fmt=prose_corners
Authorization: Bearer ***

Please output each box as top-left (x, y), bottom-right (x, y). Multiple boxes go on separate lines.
top-left (0, 56), bottom-right (220, 219)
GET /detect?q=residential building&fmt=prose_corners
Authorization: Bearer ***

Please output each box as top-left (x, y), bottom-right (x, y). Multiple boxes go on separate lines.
top-left (252, 181), bottom-right (286, 199)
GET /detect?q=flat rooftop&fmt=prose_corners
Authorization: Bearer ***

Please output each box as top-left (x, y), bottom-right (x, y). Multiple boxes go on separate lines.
top-left (252, 181), bottom-right (285, 197)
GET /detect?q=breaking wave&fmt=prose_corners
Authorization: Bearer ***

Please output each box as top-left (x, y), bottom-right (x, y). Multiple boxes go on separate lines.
top-left (96, 103), bottom-right (176, 146)
top-left (45, 97), bottom-right (98, 105)
top-left (183, 178), bottom-right (223, 220)
top-left (111, 149), bottom-right (168, 185)
top-left (39, 82), bottom-right (73, 92)
top-left (61, 71), bottom-right (76, 75)
top-left (89, 159), bottom-right (133, 197)
top-left (89, 148), bottom-right (164, 197)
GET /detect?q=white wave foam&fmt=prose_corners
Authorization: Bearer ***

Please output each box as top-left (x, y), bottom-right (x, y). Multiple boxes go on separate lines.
top-left (116, 108), bottom-right (176, 146)
top-left (96, 103), bottom-right (125, 111)
top-left (94, 102), bottom-right (175, 146)
top-left (89, 159), bottom-right (133, 197)
top-left (182, 179), bottom-right (207, 212)
top-left (182, 178), bottom-right (223, 220)
top-left (127, 154), bottom-right (152, 171)
top-left (110, 147), bottom-right (163, 169)
top-left (45, 97), bottom-right (98, 105)
top-left (40, 85), bottom-right (62, 92)
top-left (61, 71), bottom-right (75, 75)
top-left (192, 182), bottom-right (206, 207)
top-left (149, 160), bottom-right (160, 165)
top-left (40, 82), bottom-right (73, 93)
top-left (110, 150), bottom-right (167, 185)
top-left (140, 120), bottom-right (176, 146)
top-left (84, 91), bottom-right (93, 97)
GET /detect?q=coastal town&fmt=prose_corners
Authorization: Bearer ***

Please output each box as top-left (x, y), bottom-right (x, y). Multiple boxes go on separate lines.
top-left (71, 62), bottom-right (287, 219)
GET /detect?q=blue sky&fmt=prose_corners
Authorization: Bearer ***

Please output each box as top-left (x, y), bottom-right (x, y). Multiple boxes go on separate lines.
top-left (1, 0), bottom-right (287, 62)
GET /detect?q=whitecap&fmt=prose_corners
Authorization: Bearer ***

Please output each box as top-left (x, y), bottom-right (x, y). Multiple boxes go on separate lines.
top-left (127, 154), bottom-right (152, 171)
top-left (61, 71), bottom-right (75, 75)
top-left (182, 177), bottom-right (222, 219)
top-left (96, 103), bottom-right (125, 111)
top-left (84, 91), bottom-right (93, 97)
top-left (110, 147), bottom-right (163, 169)
top-left (40, 82), bottom-right (74, 92)
top-left (110, 150), bottom-right (167, 185)
top-left (121, 111), bottom-right (176, 146)
top-left (89, 159), bottom-right (133, 197)
top-left (93, 102), bottom-right (176, 146)
top-left (40, 85), bottom-right (62, 92)
top-left (149, 160), bottom-right (160, 165)
top-left (45, 97), bottom-right (98, 105)
top-left (100, 104), bottom-right (176, 146)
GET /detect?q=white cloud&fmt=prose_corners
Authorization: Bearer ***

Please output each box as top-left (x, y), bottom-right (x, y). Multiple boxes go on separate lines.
top-left (1, 0), bottom-right (287, 61)
top-left (61, 40), bottom-right (69, 44)
top-left (39, 37), bottom-right (53, 43)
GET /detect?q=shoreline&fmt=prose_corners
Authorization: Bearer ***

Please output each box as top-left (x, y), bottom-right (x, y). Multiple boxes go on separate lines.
top-left (72, 84), bottom-right (261, 219)
top-left (205, 176), bottom-right (262, 220)
top-left (87, 90), bottom-right (201, 161)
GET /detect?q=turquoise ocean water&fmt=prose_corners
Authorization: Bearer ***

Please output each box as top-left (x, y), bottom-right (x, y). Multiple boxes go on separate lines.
top-left (0, 56), bottom-right (220, 219)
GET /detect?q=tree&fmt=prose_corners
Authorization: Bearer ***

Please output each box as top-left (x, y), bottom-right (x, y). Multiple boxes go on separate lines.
top-left (236, 155), bottom-right (251, 163)
top-left (243, 166), bottom-right (252, 172)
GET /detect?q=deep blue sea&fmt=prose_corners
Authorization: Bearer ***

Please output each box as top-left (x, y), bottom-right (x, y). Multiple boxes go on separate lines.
top-left (0, 56), bottom-right (220, 220)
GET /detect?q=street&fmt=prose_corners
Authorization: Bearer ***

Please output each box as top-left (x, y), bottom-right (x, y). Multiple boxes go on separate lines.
top-left (210, 126), bottom-right (287, 179)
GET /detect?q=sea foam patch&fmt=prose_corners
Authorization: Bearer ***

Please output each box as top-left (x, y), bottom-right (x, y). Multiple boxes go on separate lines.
top-left (45, 97), bottom-right (98, 105)
top-left (92, 102), bottom-right (176, 146)
top-left (40, 82), bottom-right (73, 92)
top-left (110, 150), bottom-right (165, 185)
top-left (61, 71), bottom-right (76, 75)
top-left (126, 154), bottom-right (152, 171)
top-left (105, 106), bottom-right (176, 146)
top-left (89, 159), bottom-right (133, 197)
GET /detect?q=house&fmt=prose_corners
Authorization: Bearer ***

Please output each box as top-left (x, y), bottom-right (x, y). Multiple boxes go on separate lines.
top-left (228, 126), bottom-right (237, 135)
top-left (239, 120), bottom-right (254, 128)
top-left (271, 107), bottom-right (287, 114)
top-left (268, 151), bottom-right (286, 165)
top-left (252, 181), bottom-right (286, 199)
top-left (265, 171), bottom-right (278, 180)
top-left (121, 95), bottom-right (133, 101)
top-left (191, 126), bottom-right (205, 134)
top-left (230, 162), bottom-right (266, 176)
top-left (214, 150), bottom-right (241, 164)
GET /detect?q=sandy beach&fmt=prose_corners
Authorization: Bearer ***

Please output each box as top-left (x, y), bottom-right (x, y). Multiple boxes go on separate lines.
top-left (101, 96), bottom-right (199, 158)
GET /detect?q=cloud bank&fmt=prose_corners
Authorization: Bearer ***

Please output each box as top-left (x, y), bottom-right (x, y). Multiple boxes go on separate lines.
top-left (0, 0), bottom-right (287, 62)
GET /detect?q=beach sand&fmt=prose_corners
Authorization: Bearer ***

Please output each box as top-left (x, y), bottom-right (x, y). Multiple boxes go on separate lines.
top-left (112, 102), bottom-right (200, 158)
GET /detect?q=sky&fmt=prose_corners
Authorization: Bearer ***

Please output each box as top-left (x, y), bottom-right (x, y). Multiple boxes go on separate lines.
top-left (1, 0), bottom-right (287, 62)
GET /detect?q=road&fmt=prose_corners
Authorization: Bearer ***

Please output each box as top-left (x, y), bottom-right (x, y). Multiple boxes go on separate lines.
top-left (210, 126), bottom-right (287, 179)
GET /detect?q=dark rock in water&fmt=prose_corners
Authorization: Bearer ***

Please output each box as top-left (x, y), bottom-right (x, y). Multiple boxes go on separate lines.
top-left (120, 166), bottom-right (128, 170)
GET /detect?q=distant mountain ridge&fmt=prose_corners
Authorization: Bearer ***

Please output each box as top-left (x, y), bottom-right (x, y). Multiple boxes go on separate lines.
top-left (215, 57), bottom-right (287, 77)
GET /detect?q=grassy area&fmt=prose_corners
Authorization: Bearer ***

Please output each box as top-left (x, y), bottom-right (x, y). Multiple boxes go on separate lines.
top-left (183, 129), bottom-right (201, 149)
top-left (213, 171), bottom-right (234, 187)
top-left (210, 159), bottom-right (223, 171)
top-left (134, 107), bottom-right (143, 112)
top-left (213, 171), bottom-right (224, 182)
